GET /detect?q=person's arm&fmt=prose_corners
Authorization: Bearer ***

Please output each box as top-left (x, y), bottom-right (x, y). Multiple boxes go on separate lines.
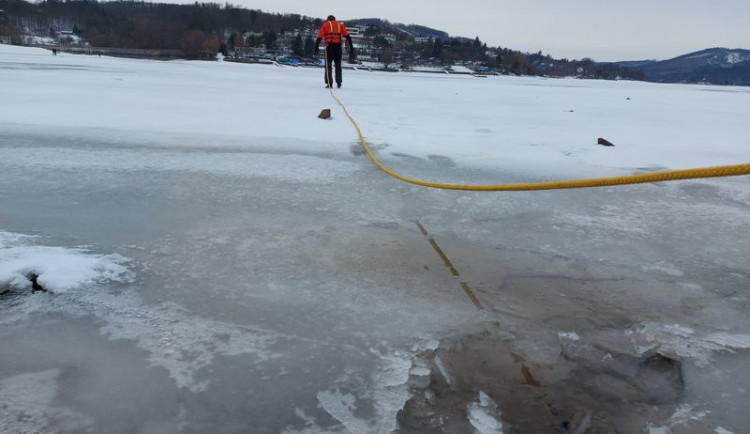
top-left (315, 25), bottom-right (325, 54)
top-left (346, 35), bottom-right (355, 59)
top-left (340, 25), bottom-right (352, 52)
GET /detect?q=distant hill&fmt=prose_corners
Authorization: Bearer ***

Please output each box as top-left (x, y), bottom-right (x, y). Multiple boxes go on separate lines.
top-left (397, 24), bottom-right (449, 40)
top-left (613, 60), bottom-right (658, 69)
top-left (346, 18), bottom-right (450, 40)
top-left (617, 48), bottom-right (750, 85)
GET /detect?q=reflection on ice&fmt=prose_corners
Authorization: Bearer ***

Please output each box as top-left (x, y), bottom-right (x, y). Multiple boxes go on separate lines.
top-left (0, 369), bottom-right (96, 433)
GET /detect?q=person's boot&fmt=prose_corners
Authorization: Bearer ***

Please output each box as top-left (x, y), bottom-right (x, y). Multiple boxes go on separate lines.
top-left (337, 83), bottom-right (342, 88)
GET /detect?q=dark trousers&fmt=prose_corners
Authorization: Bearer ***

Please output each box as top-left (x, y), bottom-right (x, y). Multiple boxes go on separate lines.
top-left (324, 43), bottom-right (343, 86)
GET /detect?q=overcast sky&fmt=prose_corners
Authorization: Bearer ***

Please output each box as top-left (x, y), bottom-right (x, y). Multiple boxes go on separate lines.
top-left (182, 0), bottom-right (749, 61)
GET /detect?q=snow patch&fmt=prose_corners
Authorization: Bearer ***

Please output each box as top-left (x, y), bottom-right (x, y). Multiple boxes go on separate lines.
top-left (558, 331), bottom-right (582, 341)
top-left (97, 291), bottom-right (282, 392)
top-left (635, 323), bottom-right (750, 367)
top-left (704, 333), bottom-right (750, 350)
top-left (467, 391), bottom-right (505, 434)
top-left (667, 404), bottom-right (710, 426)
top-left (410, 338), bottom-right (440, 352)
top-left (0, 231), bottom-right (37, 248)
top-left (316, 348), bottom-right (414, 433)
top-left (317, 390), bottom-right (369, 433)
top-left (0, 230), bottom-right (133, 293)
top-left (409, 366), bottom-right (431, 376)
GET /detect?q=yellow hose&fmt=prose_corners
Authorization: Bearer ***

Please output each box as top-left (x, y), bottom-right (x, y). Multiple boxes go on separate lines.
top-left (324, 50), bottom-right (750, 191)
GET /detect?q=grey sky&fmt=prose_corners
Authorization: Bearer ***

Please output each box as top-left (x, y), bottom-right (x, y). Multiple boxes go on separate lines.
top-left (192, 0), bottom-right (749, 61)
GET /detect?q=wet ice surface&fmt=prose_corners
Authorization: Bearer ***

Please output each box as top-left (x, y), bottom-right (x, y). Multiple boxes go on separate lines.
top-left (2, 46), bottom-right (750, 433)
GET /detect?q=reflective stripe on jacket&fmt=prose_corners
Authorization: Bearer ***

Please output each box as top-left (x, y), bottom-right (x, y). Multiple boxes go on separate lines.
top-left (317, 20), bottom-right (349, 45)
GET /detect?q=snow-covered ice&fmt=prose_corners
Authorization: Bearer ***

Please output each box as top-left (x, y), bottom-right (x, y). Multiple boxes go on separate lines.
top-left (1, 44), bottom-right (750, 433)
top-left (0, 231), bottom-right (132, 293)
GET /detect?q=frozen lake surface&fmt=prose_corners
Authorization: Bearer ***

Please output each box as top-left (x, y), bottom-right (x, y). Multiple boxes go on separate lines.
top-left (1, 45), bottom-right (750, 433)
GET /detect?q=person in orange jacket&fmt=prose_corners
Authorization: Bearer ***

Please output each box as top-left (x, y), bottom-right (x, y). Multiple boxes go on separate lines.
top-left (315, 15), bottom-right (355, 88)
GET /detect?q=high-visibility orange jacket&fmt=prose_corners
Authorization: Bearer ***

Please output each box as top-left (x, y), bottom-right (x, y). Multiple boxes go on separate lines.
top-left (317, 20), bottom-right (349, 45)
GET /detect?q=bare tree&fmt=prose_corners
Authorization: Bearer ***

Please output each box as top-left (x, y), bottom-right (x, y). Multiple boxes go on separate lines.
top-left (180, 29), bottom-right (207, 59)
top-left (379, 48), bottom-right (394, 69)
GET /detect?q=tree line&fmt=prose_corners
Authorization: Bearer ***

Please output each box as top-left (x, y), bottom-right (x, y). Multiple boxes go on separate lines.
top-left (1, 0), bottom-right (323, 58)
